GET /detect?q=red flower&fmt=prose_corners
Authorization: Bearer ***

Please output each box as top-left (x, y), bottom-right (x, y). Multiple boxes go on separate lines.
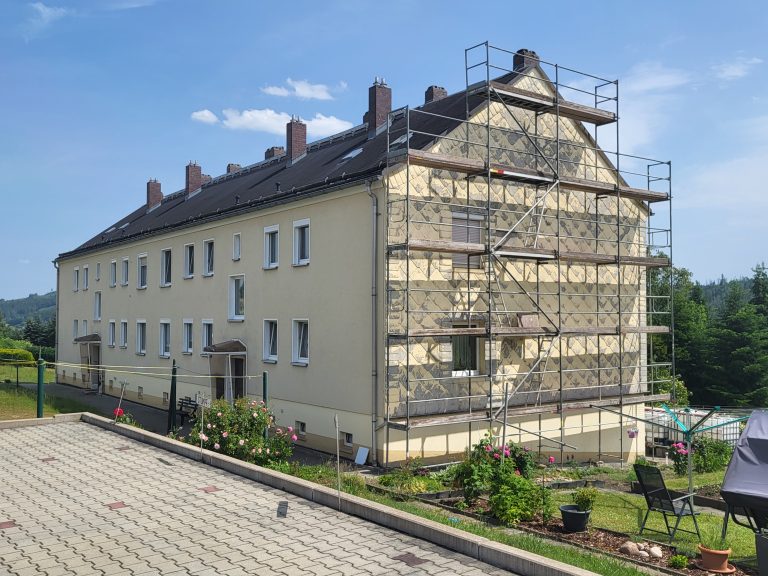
top-left (113, 407), bottom-right (124, 417)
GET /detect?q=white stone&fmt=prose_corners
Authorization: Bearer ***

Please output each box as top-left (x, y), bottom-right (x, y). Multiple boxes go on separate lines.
top-left (619, 541), bottom-right (640, 556)
top-left (649, 546), bottom-right (663, 558)
top-left (638, 551), bottom-right (650, 559)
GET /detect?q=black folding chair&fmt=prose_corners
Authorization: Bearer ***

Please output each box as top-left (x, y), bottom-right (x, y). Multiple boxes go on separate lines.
top-left (634, 464), bottom-right (701, 542)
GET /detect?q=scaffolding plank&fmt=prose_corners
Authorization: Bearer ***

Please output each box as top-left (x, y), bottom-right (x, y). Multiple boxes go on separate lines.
top-left (405, 149), bottom-right (485, 174)
top-left (561, 175), bottom-right (669, 203)
top-left (406, 239), bottom-right (486, 255)
top-left (621, 325), bottom-right (670, 334)
top-left (391, 324), bottom-right (670, 339)
top-left (486, 81), bottom-right (617, 126)
top-left (494, 247), bottom-right (670, 268)
top-left (407, 327), bottom-right (487, 337)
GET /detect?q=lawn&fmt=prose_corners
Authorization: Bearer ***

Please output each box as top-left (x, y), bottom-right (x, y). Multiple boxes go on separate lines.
top-left (664, 470), bottom-right (725, 491)
top-left (552, 489), bottom-right (755, 561)
top-left (0, 363), bottom-right (56, 385)
top-left (0, 383), bottom-right (93, 420)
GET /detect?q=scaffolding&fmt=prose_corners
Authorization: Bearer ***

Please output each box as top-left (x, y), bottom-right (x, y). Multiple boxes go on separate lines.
top-left (384, 42), bottom-right (673, 466)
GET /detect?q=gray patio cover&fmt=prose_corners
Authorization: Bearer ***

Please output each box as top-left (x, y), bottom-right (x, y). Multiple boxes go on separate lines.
top-left (721, 410), bottom-right (768, 517)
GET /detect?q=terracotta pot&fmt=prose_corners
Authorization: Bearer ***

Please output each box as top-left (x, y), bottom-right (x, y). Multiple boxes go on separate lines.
top-left (697, 544), bottom-right (732, 573)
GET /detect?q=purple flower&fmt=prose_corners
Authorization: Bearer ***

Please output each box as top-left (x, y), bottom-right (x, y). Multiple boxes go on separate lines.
top-left (485, 444), bottom-right (493, 452)
top-left (493, 453), bottom-right (500, 460)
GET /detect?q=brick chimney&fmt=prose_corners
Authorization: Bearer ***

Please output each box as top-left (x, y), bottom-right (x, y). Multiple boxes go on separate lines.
top-left (286, 117), bottom-right (306, 164)
top-left (513, 49), bottom-right (539, 71)
top-left (185, 162), bottom-right (202, 194)
top-left (265, 146), bottom-right (285, 160)
top-left (367, 77), bottom-right (391, 138)
top-left (146, 179), bottom-right (162, 209)
top-left (226, 163), bottom-right (241, 174)
top-left (425, 85), bottom-right (447, 104)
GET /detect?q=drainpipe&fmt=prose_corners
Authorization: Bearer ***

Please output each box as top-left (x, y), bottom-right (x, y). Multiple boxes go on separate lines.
top-left (53, 260), bottom-right (59, 375)
top-left (366, 179), bottom-right (379, 465)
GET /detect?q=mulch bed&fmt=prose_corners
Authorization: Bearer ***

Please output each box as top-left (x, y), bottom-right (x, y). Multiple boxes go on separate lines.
top-left (517, 519), bottom-right (757, 576)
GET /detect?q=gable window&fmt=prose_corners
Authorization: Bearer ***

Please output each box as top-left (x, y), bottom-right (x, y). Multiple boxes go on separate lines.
top-left (136, 320), bottom-right (146, 355)
top-left (119, 320), bottom-right (128, 348)
top-left (292, 219), bottom-right (310, 266)
top-left (184, 244), bottom-right (195, 278)
top-left (451, 325), bottom-right (485, 377)
top-left (83, 266), bottom-right (89, 290)
top-left (292, 319), bottom-right (309, 365)
top-left (203, 240), bottom-right (214, 276)
top-left (93, 291), bottom-right (102, 321)
top-left (72, 319), bottom-right (78, 340)
top-left (110, 260), bottom-right (117, 287)
top-left (451, 213), bottom-right (484, 269)
top-left (264, 225), bottom-right (279, 269)
top-left (121, 258), bottom-right (129, 285)
top-left (182, 320), bottom-right (193, 354)
top-left (108, 320), bottom-right (116, 347)
top-left (263, 320), bottom-right (278, 362)
top-left (159, 320), bottom-right (171, 358)
top-left (137, 254), bottom-right (148, 288)
top-left (160, 249), bottom-right (172, 286)
top-left (73, 268), bottom-right (80, 292)
top-left (228, 275), bottom-right (245, 321)
top-left (232, 233), bottom-right (241, 261)
top-left (201, 320), bottom-right (213, 352)
top-left (95, 263), bottom-right (101, 282)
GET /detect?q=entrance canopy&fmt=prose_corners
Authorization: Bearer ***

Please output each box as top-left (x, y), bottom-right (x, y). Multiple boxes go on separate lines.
top-left (203, 339), bottom-right (246, 354)
top-left (74, 334), bottom-right (101, 343)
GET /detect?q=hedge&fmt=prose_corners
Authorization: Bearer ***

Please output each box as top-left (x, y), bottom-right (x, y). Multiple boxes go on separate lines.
top-left (0, 348), bottom-right (35, 363)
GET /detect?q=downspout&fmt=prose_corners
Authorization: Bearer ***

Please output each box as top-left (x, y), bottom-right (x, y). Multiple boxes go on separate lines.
top-left (367, 179), bottom-right (379, 465)
top-left (53, 260), bottom-right (59, 374)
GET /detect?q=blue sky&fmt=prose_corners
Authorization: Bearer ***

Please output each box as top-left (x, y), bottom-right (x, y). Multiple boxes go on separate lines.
top-left (1, 1), bottom-right (766, 299)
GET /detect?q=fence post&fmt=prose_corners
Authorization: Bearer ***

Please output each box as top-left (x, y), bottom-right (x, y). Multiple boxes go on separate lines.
top-left (37, 358), bottom-right (45, 418)
top-left (262, 371), bottom-right (268, 406)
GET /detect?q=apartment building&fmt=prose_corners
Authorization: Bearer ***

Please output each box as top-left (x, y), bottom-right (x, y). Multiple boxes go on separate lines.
top-left (56, 44), bottom-right (673, 465)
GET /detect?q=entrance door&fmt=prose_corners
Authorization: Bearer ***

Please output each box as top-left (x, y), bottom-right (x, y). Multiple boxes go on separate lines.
top-left (89, 344), bottom-right (102, 392)
top-left (231, 357), bottom-right (245, 399)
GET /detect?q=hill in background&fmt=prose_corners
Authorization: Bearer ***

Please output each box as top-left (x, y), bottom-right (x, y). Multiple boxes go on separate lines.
top-left (0, 292), bottom-right (56, 326)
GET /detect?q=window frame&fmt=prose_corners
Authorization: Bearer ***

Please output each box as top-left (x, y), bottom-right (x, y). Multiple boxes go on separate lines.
top-left (160, 248), bottom-right (172, 287)
top-left (72, 319), bottom-right (78, 341)
top-left (232, 233), bottom-right (241, 261)
top-left (263, 319), bottom-right (278, 363)
top-left (203, 239), bottom-right (215, 276)
top-left (119, 320), bottom-right (128, 348)
top-left (110, 260), bottom-right (117, 288)
top-left (159, 319), bottom-right (171, 358)
top-left (184, 243), bottom-right (195, 278)
top-left (292, 219), bottom-right (310, 266)
top-left (73, 267), bottom-right (79, 292)
top-left (95, 263), bottom-right (101, 282)
top-left (450, 323), bottom-right (486, 377)
top-left (201, 319), bottom-right (213, 353)
top-left (228, 275), bottom-right (245, 321)
top-left (108, 320), bottom-right (116, 348)
top-left (182, 319), bottom-right (193, 354)
top-left (451, 212), bottom-right (485, 270)
top-left (121, 257), bottom-right (129, 286)
top-left (93, 291), bottom-right (102, 321)
top-left (136, 320), bottom-right (147, 355)
top-left (137, 254), bottom-right (148, 289)
top-left (263, 224), bottom-right (279, 269)
top-left (82, 265), bottom-right (89, 291)
top-left (82, 319), bottom-right (88, 336)
top-left (291, 319), bottom-right (309, 366)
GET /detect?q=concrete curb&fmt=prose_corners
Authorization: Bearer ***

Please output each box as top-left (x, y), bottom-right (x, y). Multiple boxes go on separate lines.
top-left (0, 412), bottom-right (83, 429)
top-left (6, 413), bottom-right (602, 576)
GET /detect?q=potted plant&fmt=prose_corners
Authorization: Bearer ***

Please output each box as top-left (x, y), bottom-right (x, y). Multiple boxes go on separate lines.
top-left (560, 487), bottom-right (598, 533)
top-left (697, 526), bottom-right (734, 574)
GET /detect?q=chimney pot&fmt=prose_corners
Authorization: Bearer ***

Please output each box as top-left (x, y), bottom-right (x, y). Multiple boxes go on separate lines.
top-left (146, 179), bottom-right (162, 209)
top-left (286, 118), bottom-right (307, 164)
top-left (425, 85), bottom-right (447, 104)
top-left (227, 163), bottom-right (242, 174)
top-left (367, 78), bottom-right (392, 138)
top-left (185, 162), bottom-right (202, 194)
top-left (513, 49), bottom-right (539, 71)
top-left (265, 146), bottom-right (285, 160)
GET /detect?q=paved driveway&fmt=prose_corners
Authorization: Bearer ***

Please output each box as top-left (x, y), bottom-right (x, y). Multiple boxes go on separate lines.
top-left (0, 423), bottom-right (514, 575)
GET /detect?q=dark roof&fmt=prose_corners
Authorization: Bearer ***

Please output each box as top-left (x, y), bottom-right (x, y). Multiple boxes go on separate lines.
top-left (58, 70), bottom-right (523, 261)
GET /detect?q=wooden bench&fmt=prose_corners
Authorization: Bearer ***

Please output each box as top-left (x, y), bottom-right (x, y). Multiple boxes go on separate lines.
top-left (177, 397), bottom-right (199, 425)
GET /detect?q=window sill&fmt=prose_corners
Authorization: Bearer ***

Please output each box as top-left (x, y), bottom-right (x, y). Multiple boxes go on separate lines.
top-left (263, 358), bottom-right (277, 364)
top-left (228, 317), bottom-right (245, 323)
top-left (182, 351), bottom-right (193, 355)
top-left (136, 352), bottom-right (146, 356)
top-left (232, 257), bottom-right (241, 262)
top-left (202, 273), bottom-right (214, 278)
top-left (160, 283), bottom-right (172, 288)
top-left (108, 344), bottom-right (115, 348)
top-left (119, 346), bottom-right (127, 350)
top-left (109, 284), bottom-right (117, 289)
top-left (292, 261), bottom-right (310, 268)
top-left (94, 319), bottom-right (101, 323)
top-left (263, 264), bottom-right (278, 270)
top-left (183, 275), bottom-right (194, 280)
top-left (291, 361), bottom-right (309, 367)
top-left (120, 283), bottom-right (129, 287)
top-left (451, 370), bottom-right (480, 377)
top-left (137, 286), bottom-right (147, 291)
top-left (159, 354), bottom-right (170, 359)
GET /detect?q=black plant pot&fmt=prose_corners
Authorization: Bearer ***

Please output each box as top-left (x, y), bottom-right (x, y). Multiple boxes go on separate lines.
top-left (560, 504), bottom-right (590, 533)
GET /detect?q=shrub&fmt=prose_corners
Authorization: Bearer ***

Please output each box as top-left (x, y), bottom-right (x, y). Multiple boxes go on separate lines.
top-left (489, 471), bottom-right (553, 525)
top-left (573, 487), bottom-right (598, 512)
top-left (0, 348), bottom-right (34, 363)
top-left (668, 437), bottom-right (733, 476)
top-left (379, 458), bottom-right (444, 494)
top-left (667, 555), bottom-right (688, 569)
top-left (183, 398), bottom-right (295, 466)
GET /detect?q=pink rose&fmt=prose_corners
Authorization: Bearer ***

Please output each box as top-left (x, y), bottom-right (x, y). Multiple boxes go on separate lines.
top-left (514, 470), bottom-right (521, 476)
top-left (493, 453), bottom-right (500, 459)
top-left (253, 412), bottom-right (258, 418)
top-left (257, 448), bottom-right (262, 454)
top-left (238, 439), bottom-right (245, 446)
top-left (485, 445), bottom-right (493, 452)
top-left (207, 423), bottom-right (212, 429)
top-left (266, 448), bottom-right (270, 455)
top-left (287, 426), bottom-right (293, 433)
top-left (291, 434), bottom-right (298, 442)
top-left (276, 428), bottom-right (282, 434)
top-left (199, 433), bottom-right (208, 442)
top-left (216, 412), bottom-right (222, 417)
top-left (548, 456), bottom-right (555, 464)
top-left (214, 443), bottom-right (220, 450)
top-left (251, 448), bottom-right (256, 454)
top-left (222, 432), bottom-right (228, 438)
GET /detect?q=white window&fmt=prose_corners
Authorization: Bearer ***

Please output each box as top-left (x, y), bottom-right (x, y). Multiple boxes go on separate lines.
top-left (184, 244), bottom-right (194, 278)
top-left (137, 254), bottom-right (148, 288)
top-left (83, 266), bottom-right (89, 290)
top-left (343, 432), bottom-right (353, 447)
top-left (95, 263), bottom-right (101, 282)
top-left (72, 319), bottom-right (78, 340)
top-left (296, 420), bottom-right (306, 438)
top-left (263, 320), bottom-right (278, 362)
top-left (452, 214), bottom-right (484, 269)
top-left (121, 258), bottom-right (129, 285)
top-left (136, 320), bottom-right (147, 355)
top-left (82, 319), bottom-right (88, 336)
top-left (232, 233), bottom-right (241, 261)
top-left (229, 275), bottom-right (245, 320)
top-left (108, 320), bottom-right (116, 347)
top-left (161, 249), bottom-right (172, 286)
top-left (110, 260), bottom-right (117, 287)
top-left (292, 219), bottom-right (310, 266)
top-left (203, 240), bottom-right (214, 276)
top-left (93, 291), bottom-right (102, 321)
top-left (120, 320), bottom-right (128, 348)
top-left (182, 320), bottom-right (193, 354)
top-left (159, 320), bottom-right (171, 358)
top-left (73, 267), bottom-right (79, 292)
top-left (264, 225), bottom-right (279, 269)
top-left (292, 319), bottom-right (309, 365)
top-left (451, 324), bottom-right (485, 377)
top-left (201, 320), bottom-right (213, 351)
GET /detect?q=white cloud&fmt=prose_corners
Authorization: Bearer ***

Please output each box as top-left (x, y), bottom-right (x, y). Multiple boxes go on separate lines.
top-left (24, 2), bottom-right (71, 39)
top-left (622, 61), bottom-right (692, 94)
top-left (190, 109), bottom-right (219, 125)
top-left (221, 109), bottom-right (353, 138)
top-left (712, 56), bottom-right (763, 80)
top-left (261, 78), bottom-right (334, 100)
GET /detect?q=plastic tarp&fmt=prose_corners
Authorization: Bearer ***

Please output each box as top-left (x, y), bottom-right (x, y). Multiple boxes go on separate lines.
top-left (721, 410), bottom-right (768, 531)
